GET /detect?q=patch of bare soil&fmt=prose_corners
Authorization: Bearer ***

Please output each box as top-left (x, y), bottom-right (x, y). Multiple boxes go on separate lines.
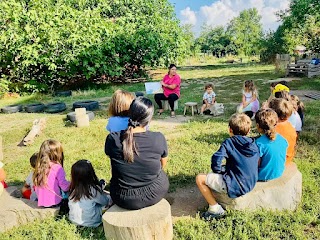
top-left (165, 185), bottom-right (207, 221)
top-left (151, 115), bottom-right (192, 131)
top-left (290, 90), bottom-right (320, 102)
top-left (267, 77), bottom-right (302, 83)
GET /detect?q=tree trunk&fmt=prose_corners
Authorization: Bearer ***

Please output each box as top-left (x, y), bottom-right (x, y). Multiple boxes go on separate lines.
top-left (103, 199), bottom-right (173, 240)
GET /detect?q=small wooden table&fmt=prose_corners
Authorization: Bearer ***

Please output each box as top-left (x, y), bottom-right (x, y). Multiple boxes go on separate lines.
top-left (184, 102), bottom-right (198, 116)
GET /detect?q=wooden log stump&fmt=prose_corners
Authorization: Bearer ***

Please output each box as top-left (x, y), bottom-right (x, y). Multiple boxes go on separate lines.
top-left (20, 118), bottom-right (46, 146)
top-left (75, 108), bottom-right (90, 127)
top-left (102, 199), bottom-right (173, 240)
top-left (212, 163), bottom-right (302, 211)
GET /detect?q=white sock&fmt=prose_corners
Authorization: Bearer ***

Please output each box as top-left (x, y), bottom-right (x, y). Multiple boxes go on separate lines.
top-left (208, 203), bottom-right (225, 214)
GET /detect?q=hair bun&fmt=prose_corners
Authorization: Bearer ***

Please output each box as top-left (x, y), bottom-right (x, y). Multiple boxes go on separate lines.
top-left (128, 119), bottom-right (139, 128)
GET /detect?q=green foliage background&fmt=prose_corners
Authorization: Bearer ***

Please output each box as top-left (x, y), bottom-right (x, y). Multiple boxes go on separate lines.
top-left (0, 0), bottom-right (191, 92)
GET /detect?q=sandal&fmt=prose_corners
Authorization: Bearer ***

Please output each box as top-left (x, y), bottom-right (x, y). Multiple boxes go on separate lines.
top-left (170, 111), bottom-right (176, 118)
top-left (158, 109), bottom-right (164, 115)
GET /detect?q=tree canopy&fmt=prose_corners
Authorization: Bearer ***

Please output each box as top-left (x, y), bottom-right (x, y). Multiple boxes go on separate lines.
top-left (195, 8), bottom-right (262, 57)
top-left (0, 0), bottom-right (187, 91)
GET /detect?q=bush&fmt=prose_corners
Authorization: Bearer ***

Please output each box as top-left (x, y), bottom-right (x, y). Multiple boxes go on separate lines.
top-left (0, 0), bottom-right (187, 92)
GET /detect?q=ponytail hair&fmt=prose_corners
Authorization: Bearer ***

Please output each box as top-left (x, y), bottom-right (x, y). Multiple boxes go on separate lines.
top-left (255, 109), bottom-right (278, 141)
top-left (122, 97), bottom-right (154, 162)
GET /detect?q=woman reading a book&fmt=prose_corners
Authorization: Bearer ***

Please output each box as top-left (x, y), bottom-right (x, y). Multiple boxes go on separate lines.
top-left (154, 64), bottom-right (181, 118)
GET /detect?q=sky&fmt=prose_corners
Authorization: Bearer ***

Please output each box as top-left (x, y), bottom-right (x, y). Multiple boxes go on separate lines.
top-left (168, 0), bottom-right (291, 35)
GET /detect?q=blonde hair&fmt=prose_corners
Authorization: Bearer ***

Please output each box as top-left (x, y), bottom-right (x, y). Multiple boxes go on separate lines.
top-left (229, 113), bottom-right (251, 136)
top-left (291, 95), bottom-right (305, 112)
top-left (33, 139), bottom-right (64, 186)
top-left (243, 80), bottom-right (256, 92)
top-left (269, 98), bottom-right (293, 121)
top-left (108, 90), bottom-right (134, 117)
top-left (255, 109), bottom-right (278, 141)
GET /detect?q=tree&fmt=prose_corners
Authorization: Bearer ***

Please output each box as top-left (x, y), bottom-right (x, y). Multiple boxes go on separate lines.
top-left (196, 25), bottom-right (235, 57)
top-left (180, 24), bottom-right (197, 56)
top-left (0, 0), bottom-right (186, 91)
top-left (226, 8), bottom-right (263, 56)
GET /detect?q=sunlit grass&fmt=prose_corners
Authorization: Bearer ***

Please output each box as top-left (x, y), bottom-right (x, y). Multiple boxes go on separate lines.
top-left (1, 63), bottom-right (320, 239)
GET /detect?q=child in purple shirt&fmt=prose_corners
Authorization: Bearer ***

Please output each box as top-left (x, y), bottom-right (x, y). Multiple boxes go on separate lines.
top-left (33, 139), bottom-right (70, 207)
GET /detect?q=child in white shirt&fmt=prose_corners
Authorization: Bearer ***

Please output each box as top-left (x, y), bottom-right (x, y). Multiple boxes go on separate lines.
top-left (200, 83), bottom-right (216, 115)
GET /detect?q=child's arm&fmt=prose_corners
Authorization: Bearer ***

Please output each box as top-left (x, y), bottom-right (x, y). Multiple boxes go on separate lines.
top-left (94, 188), bottom-right (111, 206)
top-left (160, 157), bottom-right (168, 168)
top-left (242, 94), bottom-right (247, 106)
top-left (57, 167), bottom-right (70, 192)
top-left (211, 143), bottom-right (228, 173)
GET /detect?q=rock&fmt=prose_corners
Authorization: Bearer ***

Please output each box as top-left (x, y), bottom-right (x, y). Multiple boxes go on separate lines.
top-left (102, 199), bottom-right (173, 240)
top-left (212, 163), bottom-right (302, 211)
top-left (0, 187), bottom-right (59, 233)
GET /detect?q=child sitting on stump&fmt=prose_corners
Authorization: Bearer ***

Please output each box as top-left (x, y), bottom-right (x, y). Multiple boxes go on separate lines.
top-left (196, 113), bottom-right (259, 220)
top-left (21, 152), bottom-right (38, 200)
top-left (200, 83), bottom-right (216, 115)
top-left (269, 98), bottom-right (297, 165)
top-left (255, 109), bottom-right (288, 181)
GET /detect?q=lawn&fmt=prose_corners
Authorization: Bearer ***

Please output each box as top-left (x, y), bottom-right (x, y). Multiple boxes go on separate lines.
top-left (1, 63), bottom-right (320, 239)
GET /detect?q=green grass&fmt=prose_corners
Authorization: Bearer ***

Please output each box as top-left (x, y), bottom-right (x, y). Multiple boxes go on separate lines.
top-left (1, 63), bottom-right (320, 239)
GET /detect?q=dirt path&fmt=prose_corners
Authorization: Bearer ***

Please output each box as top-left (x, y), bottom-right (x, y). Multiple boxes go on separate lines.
top-left (151, 117), bottom-right (208, 219)
top-left (166, 185), bottom-right (207, 221)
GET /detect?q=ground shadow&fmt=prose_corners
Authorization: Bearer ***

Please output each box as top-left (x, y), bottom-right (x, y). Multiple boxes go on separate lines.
top-left (178, 63), bottom-right (259, 72)
top-left (194, 132), bottom-right (230, 146)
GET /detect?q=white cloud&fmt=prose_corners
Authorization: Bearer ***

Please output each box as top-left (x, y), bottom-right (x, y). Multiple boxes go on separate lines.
top-left (180, 7), bottom-right (197, 26)
top-left (195, 0), bottom-right (290, 32)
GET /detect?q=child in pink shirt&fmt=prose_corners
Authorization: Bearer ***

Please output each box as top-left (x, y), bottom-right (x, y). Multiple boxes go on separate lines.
top-left (33, 139), bottom-right (70, 207)
top-left (154, 64), bottom-right (181, 117)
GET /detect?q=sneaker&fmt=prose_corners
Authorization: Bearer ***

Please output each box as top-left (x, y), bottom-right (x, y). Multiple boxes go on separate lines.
top-left (200, 211), bottom-right (225, 221)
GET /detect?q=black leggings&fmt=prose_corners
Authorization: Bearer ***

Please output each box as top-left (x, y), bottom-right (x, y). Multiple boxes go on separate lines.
top-left (154, 93), bottom-right (179, 111)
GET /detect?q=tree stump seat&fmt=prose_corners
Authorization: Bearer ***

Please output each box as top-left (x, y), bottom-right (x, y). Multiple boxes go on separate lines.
top-left (0, 187), bottom-right (59, 233)
top-left (102, 199), bottom-right (173, 240)
top-left (161, 100), bottom-right (178, 111)
top-left (212, 163), bottom-right (302, 211)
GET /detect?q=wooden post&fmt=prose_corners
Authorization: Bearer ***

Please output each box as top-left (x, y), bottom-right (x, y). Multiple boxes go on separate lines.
top-left (103, 199), bottom-right (173, 240)
top-left (21, 118), bottom-right (46, 146)
top-left (75, 108), bottom-right (89, 127)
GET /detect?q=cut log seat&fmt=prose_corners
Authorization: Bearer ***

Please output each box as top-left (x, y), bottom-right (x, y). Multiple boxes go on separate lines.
top-left (102, 199), bottom-right (173, 240)
top-left (212, 163), bottom-right (302, 211)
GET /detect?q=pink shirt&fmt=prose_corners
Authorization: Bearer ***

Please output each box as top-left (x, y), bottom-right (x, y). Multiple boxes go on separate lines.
top-left (162, 74), bottom-right (181, 98)
top-left (35, 162), bottom-right (70, 207)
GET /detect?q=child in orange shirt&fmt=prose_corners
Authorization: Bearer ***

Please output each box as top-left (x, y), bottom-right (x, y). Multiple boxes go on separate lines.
top-left (269, 98), bottom-right (297, 164)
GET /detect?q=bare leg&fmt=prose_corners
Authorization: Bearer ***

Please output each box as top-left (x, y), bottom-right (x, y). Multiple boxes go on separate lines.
top-left (196, 174), bottom-right (217, 205)
top-left (200, 104), bottom-right (207, 114)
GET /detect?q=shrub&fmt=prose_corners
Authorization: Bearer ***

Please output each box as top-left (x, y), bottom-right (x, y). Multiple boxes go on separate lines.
top-left (0, 0), bottom-right (187, 92)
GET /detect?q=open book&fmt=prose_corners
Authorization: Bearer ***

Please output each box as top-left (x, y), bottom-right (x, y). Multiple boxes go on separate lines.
top-left (144, 82), bottom-right (163, 94)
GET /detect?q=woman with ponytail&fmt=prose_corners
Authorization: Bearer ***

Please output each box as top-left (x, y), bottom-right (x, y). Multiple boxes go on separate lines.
top-left (104, 97), bottom-right (169, 210)
top-left (255, 109), bottom-right (288, 181)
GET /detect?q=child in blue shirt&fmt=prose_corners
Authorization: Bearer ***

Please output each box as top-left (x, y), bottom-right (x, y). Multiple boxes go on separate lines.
top-left (68, 160), bottom-right (112, 227)
top-left (255, 109), bottom-right (288, 181)
top-left (196, 113), bottom-right (259, 220)
top-left (106, 90), bottom-right (134, 132)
